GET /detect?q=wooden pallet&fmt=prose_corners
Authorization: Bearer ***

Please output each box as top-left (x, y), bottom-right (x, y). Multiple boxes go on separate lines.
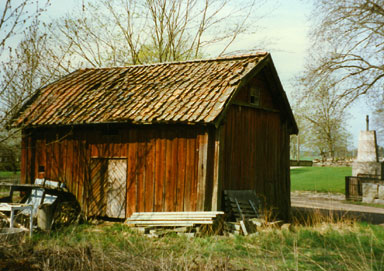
top-left (224, 190), bottom-right (262, 221)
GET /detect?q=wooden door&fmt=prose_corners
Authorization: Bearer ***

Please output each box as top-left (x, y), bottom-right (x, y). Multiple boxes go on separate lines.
top-left (106, 159), bottom-right (127, 218)
top-left (89, 159), bottom-right (108, 217)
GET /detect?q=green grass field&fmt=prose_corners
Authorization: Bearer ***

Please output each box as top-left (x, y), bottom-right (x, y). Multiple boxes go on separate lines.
top-left (291, 166), bottom-right (352, 193)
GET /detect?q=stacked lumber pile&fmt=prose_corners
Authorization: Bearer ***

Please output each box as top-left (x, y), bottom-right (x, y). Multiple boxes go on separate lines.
top-left (125, 211), bottom-right (225, 237)
top-left (125, 192), bottom-right (289, 237)
top-left (126, 211), bottom-right (224, 227)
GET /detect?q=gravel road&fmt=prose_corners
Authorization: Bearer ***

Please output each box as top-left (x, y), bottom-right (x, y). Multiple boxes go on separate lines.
top-left (291, 191), bottom-right (384, 224)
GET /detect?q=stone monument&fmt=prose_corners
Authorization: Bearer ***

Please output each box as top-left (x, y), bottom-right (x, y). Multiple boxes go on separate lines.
top-left (352, 116), bottom-right (384, 203)
top-left (352, 115), bottom-right (384, 179)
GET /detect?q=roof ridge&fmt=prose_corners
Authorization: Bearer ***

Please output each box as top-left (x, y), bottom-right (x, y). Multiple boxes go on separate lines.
top-left (80, 52), bottom-right (269, 71)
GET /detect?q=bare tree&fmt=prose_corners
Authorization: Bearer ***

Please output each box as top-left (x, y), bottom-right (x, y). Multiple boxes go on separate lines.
top-left (290, 111), bottom-right (308, 161)
top-left (293, 81), bottom-right (351, 161)
top-left (1, 19), bottom-right (52, 119)
top-left (304, 0), bottom-right (384, 109)
top-left (0, 0), bottom-right (50, 56)
top-left (0, 0), bottom-right (51, 112)
top-left (50, 0), bottom-right (265, 67)
top-left (0, 1), bottom-right (51, 147)
top-left (0, 0), bottom-right (50, 118)
top-left (373, 102), bottom-right (384, 141)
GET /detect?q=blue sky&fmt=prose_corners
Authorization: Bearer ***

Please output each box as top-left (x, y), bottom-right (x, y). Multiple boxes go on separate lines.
top-left (43, 0), bottom-right (374, 147)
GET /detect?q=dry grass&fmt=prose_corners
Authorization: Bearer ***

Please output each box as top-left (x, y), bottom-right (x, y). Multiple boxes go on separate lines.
top-left (1, 210), bottom-right (384, 271)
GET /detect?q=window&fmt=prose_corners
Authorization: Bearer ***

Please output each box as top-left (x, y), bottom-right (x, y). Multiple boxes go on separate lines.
top-left (249, 86), bottom-right (260, 106)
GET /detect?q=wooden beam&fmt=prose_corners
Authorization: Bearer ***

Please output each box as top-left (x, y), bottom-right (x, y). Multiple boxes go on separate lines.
top-left (231, 101), bottom-right (280, 113)
top-left (126, 222), bottom-right (201, 226)
top-left (125, 211), bottom-right (224, 227)
top-left (128, 215), bottom-right (223, 220)
top-left (129, 211), bottom-right (224, 216)
top-left (196, 132), bottom-right (209, 210)
top-left (126, 221), bottom-right (213, 225)
top-left (127, 217), bottom-right (214, 221)
top-left (211, 125), bottom-right (224, 211)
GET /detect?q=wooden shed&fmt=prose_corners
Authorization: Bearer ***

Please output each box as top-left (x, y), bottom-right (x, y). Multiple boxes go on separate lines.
top-left (13, 52), bottom-right (298, 220)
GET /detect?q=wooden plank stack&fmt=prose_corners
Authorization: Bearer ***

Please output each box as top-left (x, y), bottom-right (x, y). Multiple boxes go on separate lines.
top-left (125, 210), bottom-right (289, 237)
top-left (125, 211), bottom-right (225, 237)
top-left (126, 211), bottom-right (224, 227)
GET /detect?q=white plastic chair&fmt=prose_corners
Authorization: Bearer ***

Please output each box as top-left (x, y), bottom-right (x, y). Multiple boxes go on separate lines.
top-left (23, 178), bottom-right (59, 216)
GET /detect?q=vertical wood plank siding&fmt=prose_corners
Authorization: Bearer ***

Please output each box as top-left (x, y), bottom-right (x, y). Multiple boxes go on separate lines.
top-left (22, 134), bottom-right (35, 184)
top-left (21, 125), bottom-right (212, 218)
top-left (221, 105), bottom-right (291, 220)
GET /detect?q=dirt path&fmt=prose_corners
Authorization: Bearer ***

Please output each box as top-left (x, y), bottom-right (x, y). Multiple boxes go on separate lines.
top-left (291, 191), bottom-right (384, 224)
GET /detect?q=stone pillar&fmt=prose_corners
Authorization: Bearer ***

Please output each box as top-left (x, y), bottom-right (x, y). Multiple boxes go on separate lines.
top-left (356, 131), bottom-right (378, 162)
top-left (352, 130), bottom-right (384, 179)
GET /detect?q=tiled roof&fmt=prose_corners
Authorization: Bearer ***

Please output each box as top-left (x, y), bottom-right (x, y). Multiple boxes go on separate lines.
top-left (14, 52), bottom-right (269, 127)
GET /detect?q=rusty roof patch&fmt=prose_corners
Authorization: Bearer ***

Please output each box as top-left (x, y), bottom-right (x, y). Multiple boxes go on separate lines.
top-left (14, 53), bottom-right (270, 127)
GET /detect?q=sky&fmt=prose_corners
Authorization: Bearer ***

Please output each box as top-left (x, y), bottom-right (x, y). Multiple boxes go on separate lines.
top-left (37, 0), bottom-right (375, 147)
top-left (229, 0), bottom-right (373, 148)
top-left (242, 0), bottom-right (372, 148)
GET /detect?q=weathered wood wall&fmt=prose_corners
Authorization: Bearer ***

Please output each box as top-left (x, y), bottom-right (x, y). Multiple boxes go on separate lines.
top-left (211, 70), bottom-right (292, 220)
top-left (219, 105), bottom-right (291, 219)
top-left (21, 125), bottom-right (213, 218)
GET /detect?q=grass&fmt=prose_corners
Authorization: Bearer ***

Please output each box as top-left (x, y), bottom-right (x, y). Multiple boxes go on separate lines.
top-left (0, 171), bottom-right (20, 178)
top-left (3, 167), bottom-right (383, 270)
top-left (291, 167), bottom-right (352, 193)
top-left (2, 216), bottom-right (384, 271)
top-left (0, 171), bottom-right (20, 197)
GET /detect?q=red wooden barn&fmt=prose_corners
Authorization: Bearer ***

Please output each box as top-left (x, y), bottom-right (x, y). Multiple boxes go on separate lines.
top-left (13, 52), bottom-right (298, 220)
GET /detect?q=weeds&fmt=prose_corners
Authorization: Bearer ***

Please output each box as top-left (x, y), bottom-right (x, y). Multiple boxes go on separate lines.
top-left (2, 212), bottom-right (384, 271)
